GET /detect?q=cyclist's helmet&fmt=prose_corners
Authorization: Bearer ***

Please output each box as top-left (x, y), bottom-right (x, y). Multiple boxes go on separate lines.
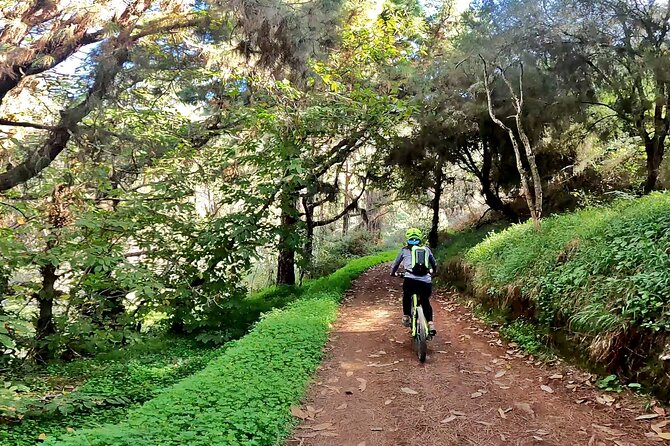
top-left (405, 227), bottom-right (423, 246)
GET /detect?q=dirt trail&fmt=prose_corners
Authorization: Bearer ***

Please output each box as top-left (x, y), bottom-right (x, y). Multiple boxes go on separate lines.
top-left (288, 265), bottom-right (667, 446)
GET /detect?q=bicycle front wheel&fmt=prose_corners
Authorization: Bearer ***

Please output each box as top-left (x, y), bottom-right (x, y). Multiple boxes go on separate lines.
top-left (415, 307), bottom-right (428, 363)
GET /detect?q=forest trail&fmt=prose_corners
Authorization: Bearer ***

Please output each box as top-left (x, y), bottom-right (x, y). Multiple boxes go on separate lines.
top-left (287, 265), bottom-right (664, 446)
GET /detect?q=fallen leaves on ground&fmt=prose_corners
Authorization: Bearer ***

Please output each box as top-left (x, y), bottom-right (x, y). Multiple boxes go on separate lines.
top-left (540, 385), bottom-right (554, 393)
top-left (595, 394), bottom-right (616, 406)
top-left (635, 414), bottom-right (660, 421)
top-left (498, 407), bottom-right (512, 419)
top-left (357, 378), bottom-right (367, 392)
top-left (515, 402), bottom-right (535, 416)
top-left (592, 423), bottom-right (625, 437)
top-left (291, 407), bottom-right (309, 419)
top-left (651, 420), bottom-right (670, 440)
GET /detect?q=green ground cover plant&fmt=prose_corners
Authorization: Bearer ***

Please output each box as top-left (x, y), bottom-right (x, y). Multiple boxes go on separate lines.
top-left (0, 339), bottom-right (222, 445)
top-left (45, 251), bottom-right (394, 446)
top-left (460, 193), bottom-right (670, 396)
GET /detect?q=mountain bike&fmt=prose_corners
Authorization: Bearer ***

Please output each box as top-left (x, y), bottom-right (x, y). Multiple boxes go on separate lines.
top-left (394, 272), bottom-right (432, 363)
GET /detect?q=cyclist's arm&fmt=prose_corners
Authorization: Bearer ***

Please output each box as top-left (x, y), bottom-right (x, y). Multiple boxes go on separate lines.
top-left (428, 249), bottom-right (437, 273)
top-left (390, 250), bottom-right (403, 275)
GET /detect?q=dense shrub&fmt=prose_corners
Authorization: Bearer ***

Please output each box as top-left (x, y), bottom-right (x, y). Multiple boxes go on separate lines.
top-left (434, 222), bottom-right (510, 266)
top-left (47, 251), bottom-right (394, 446)
top-left (466, 193), bottom-right (670, 333)
top-left (309, 230), bottom-right (383, 277)
top-left (432, 222), bottom-right (509, 289)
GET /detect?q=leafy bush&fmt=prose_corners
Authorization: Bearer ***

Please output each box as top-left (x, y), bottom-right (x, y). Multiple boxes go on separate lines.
top-left (309, 230), bottom-right (383, 277)
top-left (499, 320), bottom-right (546, 356)
top-left (46, 251), bottom-right (393, 446)
top-left (434, 221), bottom-right (510, 266)
top-left (432, 221), bottom-right (509, 290)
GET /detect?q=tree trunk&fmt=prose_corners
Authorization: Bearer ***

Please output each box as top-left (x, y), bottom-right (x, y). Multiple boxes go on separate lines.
top-left (300, 197), bottom-right (315, 285)
top-left (276, 242), bottom-right (296, 286)
top-left (428, 159), bottom-right (444, 249)
top-left (364, 190), bottom-right (383, 237)
top-left (480, 138), bottom-right (519, 221)
top-left (643, 135), bottom-right (666, 194)
top-left (35, 263), bottom-right (57, 363)
top-left (482, 58), bottom-right (542, 229)
top-left (34, 184), bottom-right (68, 362)
top-left (276, 190), bottom-right (298, 286)
top-left (342, 160), bottom-right (351, 235)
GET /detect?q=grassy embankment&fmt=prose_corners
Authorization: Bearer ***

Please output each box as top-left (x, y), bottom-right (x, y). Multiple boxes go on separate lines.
top-left (436, 194), bottom-right (670, 399)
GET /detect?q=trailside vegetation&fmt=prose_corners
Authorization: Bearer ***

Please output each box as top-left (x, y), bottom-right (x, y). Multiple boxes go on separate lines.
top-left (459, 193), bottom-right (670, 396)
top-left (45, 251), bottom-right (394, 446)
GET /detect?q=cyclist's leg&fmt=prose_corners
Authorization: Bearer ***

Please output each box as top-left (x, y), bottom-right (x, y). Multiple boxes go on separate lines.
top-left (419, 281), bottom-right (436, 335)
top-left (401, 279), bottom-right (413, 325)
top-left (418, 281), bottom-right (433, 322)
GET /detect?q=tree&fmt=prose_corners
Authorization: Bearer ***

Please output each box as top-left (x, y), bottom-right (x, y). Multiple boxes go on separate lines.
top-left (0, 0), bottom-right (352, 358)
top-left (482, 58), bottom-right (543, 228)
top-left (551, 0), bottom-right (670, 193)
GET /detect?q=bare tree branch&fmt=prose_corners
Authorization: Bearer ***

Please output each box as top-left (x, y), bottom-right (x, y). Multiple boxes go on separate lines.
top-left (0, 45), bottom-right (131, 191)
top-left (0, 118), bottom-right (56, 131)
top-left (312, 175), bottom-right (370, 227)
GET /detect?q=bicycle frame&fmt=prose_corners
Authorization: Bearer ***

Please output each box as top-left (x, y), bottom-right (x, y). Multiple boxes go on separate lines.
top-left (412, 294), bottom-right (429, 334)
top-left (394, 272), bottom-right (430, 362)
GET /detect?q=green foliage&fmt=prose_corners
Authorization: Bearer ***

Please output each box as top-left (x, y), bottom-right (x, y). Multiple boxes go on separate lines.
top-left (466, 193), bottom-right (670, 334)
top-left (309, 229), bottom-right (383, 277)
top-left (307, 251), bottom-right (396, 295)
top-left (434, 221), bottom-right (510, 265)
top-left (597, 374), bottom-right (623, 393)
top-left (498, 320), bottom-right (546, 356)
top-left (0, 338), bottom-right (220, 445)
top-left (46, 252), bottom-right (390, 446)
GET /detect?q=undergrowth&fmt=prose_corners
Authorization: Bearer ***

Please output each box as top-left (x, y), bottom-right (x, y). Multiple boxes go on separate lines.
top-left (498, 319), bottom-right (546, 357)
top-left (0, 339), bottom-right (221, 445)
top-left (458, 193), bottom-right (670, 397)
top-left (434, 221), bottom-right (510, 265)
top-left (45, 251), bottom-right (394, 446)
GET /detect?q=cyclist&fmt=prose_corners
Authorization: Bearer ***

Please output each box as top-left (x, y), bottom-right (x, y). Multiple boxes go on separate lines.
top-left (390, 228), bottom-right (438, 336)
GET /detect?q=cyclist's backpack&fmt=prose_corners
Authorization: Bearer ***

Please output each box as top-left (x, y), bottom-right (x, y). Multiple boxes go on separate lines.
top-left (410, 246), bottom-right (430, 276)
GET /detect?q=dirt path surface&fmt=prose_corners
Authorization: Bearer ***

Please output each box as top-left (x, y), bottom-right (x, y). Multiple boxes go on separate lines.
top-left (288, 265), bottom-right (668, 446)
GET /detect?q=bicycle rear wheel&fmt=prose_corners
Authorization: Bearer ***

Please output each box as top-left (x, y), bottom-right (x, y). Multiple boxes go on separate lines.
top-left (415, 307), bottom-right (428, 363)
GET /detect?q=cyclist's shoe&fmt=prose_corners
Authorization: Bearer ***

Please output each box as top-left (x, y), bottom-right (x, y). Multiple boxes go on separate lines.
top-left (402, 316), bottom-right (410, 327)
top-left (428, 322), bottom-right (437, 336)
